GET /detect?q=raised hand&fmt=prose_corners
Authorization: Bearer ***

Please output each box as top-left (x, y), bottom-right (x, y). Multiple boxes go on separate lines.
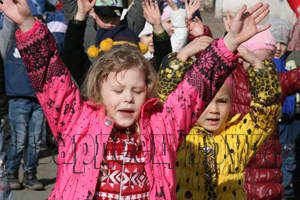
top-left (76, 0), bottom-right (97, 20)
top-left (177, 36), bottom-right (213, 61)
top-left (0, 0), bottom-right (34, 32)
top-left (185, 16), bottom-right (204, 36)
top-left (238, 45), bottom-right (264, 69)
top-left (223, 3), bottom-right (270, 53)
top-left (185, 0), bottom-right (201, 20)
top-left (164, 0), bottom-right (178, 11)
top-left (142, 0), bottom-right (164, 33)
top-left (223, 10), bottom-right (233, 33)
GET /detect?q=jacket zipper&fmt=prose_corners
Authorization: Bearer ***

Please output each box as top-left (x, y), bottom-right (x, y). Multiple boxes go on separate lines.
top-left (145, 122), bottom-right (155, 192)
top-left (119, 128), bottom-right (130, 199)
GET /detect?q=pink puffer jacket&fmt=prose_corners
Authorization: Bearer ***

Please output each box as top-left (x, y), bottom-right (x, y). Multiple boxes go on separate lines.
top-left (16, 20), bottom-right (238, 200)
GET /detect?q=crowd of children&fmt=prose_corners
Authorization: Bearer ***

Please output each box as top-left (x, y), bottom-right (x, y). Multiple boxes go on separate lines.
top-left (0, 0), bottom-right (299, 199)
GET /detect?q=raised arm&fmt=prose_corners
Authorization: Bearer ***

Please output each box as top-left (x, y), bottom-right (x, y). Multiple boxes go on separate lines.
top-left (0, 0), bottom-right (89, 138)
top-left (243, 61), bottom-right (281, 162)
top-left (62, 0), bottom-right (96, 86)
top-left (0, 16), bottom-right (18, 59)
top-left (159, 2), bottom-right (271, 149)
top-left (61, 0), bottom-right (78, 24)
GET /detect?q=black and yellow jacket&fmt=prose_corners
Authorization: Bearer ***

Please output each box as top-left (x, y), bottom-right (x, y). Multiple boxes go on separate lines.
top-left (158, 54), bottom-right (282, 200)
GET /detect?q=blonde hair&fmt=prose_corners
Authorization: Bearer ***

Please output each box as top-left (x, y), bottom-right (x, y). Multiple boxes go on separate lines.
top-left (81, 44), bottom-right (158, 104)
top-left (81, 45), bottom-right (157, 177)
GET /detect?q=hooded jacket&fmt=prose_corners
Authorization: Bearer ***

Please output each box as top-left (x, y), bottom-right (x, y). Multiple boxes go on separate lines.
top-left (15, 20), bottom-right (238, 199)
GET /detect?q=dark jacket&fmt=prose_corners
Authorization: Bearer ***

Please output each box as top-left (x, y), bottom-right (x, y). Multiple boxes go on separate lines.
top-left (62, 0), bottom-right (146, 56)
top-left (230, 63), bottom-right (300, 200)
top-left (62, 19), bottom-right (172, 86)
top-left (4, 40), bottom-right (36, 98)
top-left (0, 53), bottom-right (8, 116)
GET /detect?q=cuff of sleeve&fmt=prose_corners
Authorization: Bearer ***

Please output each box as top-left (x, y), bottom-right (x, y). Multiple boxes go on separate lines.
top-left (170, 9), bottom-right (187, 27)
top-left (153, 29), bottom-right (167, 38)
top-left (15, 19), bottom-right (41, 43)
top-left (217, 37), bottom-right (239, 62)
top-left (74, 15), bottom-right (86, 21)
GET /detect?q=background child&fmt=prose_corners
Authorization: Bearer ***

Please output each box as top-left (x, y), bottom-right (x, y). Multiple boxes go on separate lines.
top-left (157, 19), bottom-right (281, 200)
top-left (229, 27), bottom-right (300, 200)
top-left (266, 17), bottom-right (300, 200)
top-left (0, 0), bottom-right (271, 199)
top-left (0, 0), bottom-right (46, 190)
top-left (175, 60), bottom-right (281, 200)
top-left (0, 48), bottom-right (12, 200)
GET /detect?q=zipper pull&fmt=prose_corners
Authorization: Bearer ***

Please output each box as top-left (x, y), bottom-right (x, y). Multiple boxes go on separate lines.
top-left (126, 127), bottom-right (130, 135)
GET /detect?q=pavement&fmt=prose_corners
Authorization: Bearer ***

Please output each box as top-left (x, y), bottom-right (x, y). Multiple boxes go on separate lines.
top-left (9, 11), bottom-right (225, 200)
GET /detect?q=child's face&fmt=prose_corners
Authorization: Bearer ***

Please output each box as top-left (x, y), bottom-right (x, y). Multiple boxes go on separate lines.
top-left (163, 17), bottom-right (174, 36)
top-left (95, 14), bottom-right (121, 29)
top-left (274, 42), bottom-right (288, 59)
top-left (196, 84), bottom-right (231, 133)
top-left (140, 34), bottom-right (154, 53)
top-left (100, 68), bottom-right (147, 127)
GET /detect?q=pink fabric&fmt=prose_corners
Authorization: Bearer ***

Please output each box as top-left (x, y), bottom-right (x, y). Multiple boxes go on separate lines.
top-left (241, 26), bottom-right (277, 53)
top-left (15, 21), bottom-right (238, 200)
top-left (217, 37), bottom-right (239, 62)
top-left (15, 19), bottom-right (41, 43)
top-left (161, 4), bottom-right (172, 22)
top-left (225, 76), bottom-right (234, 102)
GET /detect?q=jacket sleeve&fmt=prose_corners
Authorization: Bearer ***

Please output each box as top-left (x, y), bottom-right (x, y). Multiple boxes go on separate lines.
top-left (237, 60), bottom-right (282, 163)
top-left (157, 52), bottom-right (194, 103)
top-left (150, 31), bottom-right (172, 72)
top-left (279, 65), bottom-right (300, 103)
top-left (62, 18), bottom-right (91, 87)
top-left (15, 20), bottom-right (89, 139)
top-left (288, 19), bottom-right (300, 51)
top-left (160, 38), bottom-right (239, 150)
top-left (61, 0), bottom-right (78, 25)
top-left (0, 16), bottom-right (18, 60)
top-left (170, 9), bottom-right (188, 52)
top-left (124, 0), bottom-right (145, 35)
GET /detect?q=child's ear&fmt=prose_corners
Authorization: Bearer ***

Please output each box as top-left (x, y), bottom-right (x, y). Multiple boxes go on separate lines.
top-left (90, 8), bottom-right (97, 19)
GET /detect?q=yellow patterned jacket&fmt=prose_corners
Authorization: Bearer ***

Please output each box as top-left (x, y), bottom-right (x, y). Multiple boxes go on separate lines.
top-left (157, 55), bottom-right (282, 200)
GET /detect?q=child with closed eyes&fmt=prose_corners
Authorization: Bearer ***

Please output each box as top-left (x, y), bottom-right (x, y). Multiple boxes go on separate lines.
top-left (0, 0), bottom-right (271, 199)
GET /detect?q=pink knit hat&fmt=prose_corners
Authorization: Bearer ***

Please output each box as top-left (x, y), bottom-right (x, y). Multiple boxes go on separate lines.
top-left (161, 3), bottom-right (172, 21)
top-left (241, 26), bottom-right (277, 53)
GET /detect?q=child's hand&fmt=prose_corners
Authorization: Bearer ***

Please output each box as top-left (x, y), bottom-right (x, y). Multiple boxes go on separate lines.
top-left (238, 45), bottom-right (264, 69)
top-left (185, 0), bottom-right (201, 20)
top-left (223, 3), bottom-right (270, 53)
top-left (185, 16), bottom-right (204, 36)
top-left (0, 0), bottom-right (34, 32)
top-left (223, 10), bottom-right (233, 33)
top-left (164, 0), bottom-right (178, 11)
top-left (143, 0), bottom-right (164, 33)
top-left (177, 36), bottom-right (213, 61)
top-left (76, 0), bottom-right (97, 20)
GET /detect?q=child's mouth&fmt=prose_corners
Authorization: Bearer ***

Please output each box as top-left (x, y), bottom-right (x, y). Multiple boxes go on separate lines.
top-left (119, 109), bottom-right (134, 117)
top-left (207, 119), bottom-right (219, 125)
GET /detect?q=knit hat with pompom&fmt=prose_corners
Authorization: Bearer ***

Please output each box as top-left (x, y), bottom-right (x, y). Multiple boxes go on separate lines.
top-left (87, 25), bottom-right (148, 58)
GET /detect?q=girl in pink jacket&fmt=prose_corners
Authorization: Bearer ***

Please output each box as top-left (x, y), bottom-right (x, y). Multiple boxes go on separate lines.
top-left (0, 0), bottom-right (271, 199)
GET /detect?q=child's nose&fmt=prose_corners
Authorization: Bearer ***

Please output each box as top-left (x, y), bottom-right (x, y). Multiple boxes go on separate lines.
top-left (124, 92), bottom-right (134, 103)
top-left (209, 104), bottom-right (219, 113)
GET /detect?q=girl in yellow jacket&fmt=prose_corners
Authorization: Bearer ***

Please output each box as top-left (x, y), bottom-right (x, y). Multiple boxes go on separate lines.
top-left (158, 42), bottom-right (282, 199)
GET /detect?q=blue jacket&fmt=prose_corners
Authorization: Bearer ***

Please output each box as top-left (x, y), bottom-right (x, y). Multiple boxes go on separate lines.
top-left (4, 40), bottom-right (36, 97)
